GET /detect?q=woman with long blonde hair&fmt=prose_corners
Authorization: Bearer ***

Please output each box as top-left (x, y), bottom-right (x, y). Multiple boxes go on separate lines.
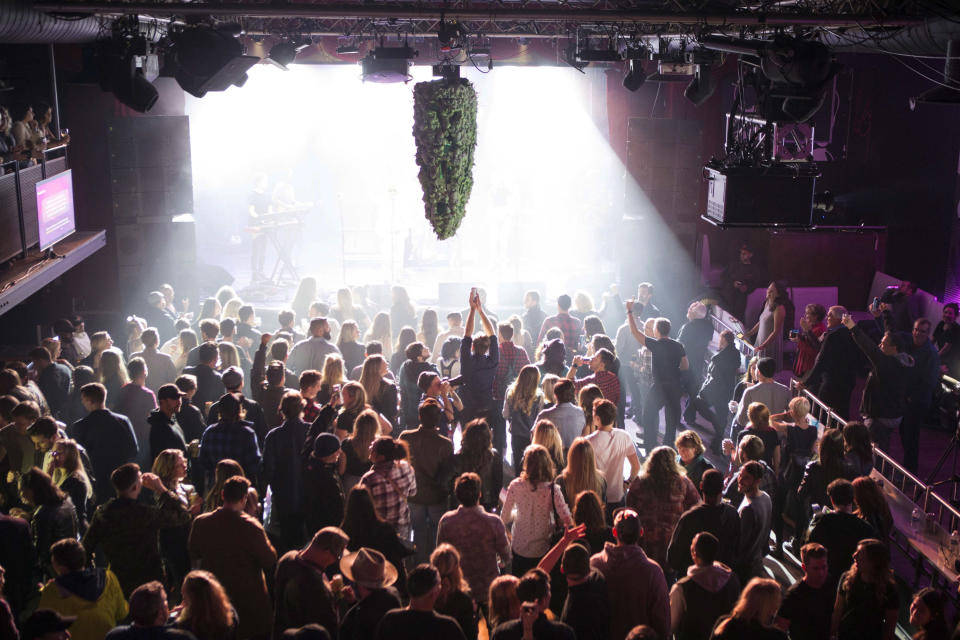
top-left (220, 297), bottom-right (243, 321)
top-left (47, 438), bottom-right (93, 530)
top-left (541, 374), bottom-right (560, 408)
top-left (711, 577), bottom-right (786, 639)
top-left (153, 449), bottom-right (201, 601)
top-left (504, 365), bottom-right (544, 472)
top-left (317, 353), bottom-right (346, 405)
top-left (358, 354), bottom-right (399, 429)
top-left (500, 444), bottom-right (572, 576)
top-left (217, 342), bottom-right (241, 372)
top-left (430, 543), bottom-right (477, 640)
top-left (532, 419), bottom-right (564, 474)
top-left (99, 350), bottom-right (128, 407)
top-left (625, 445), bottom-right (700, 567)
top-left (307, 381), bottom-right (370, 442)
top-left (558, 437), bottom-right (605, 507)
top-left (174, 570), bottom-right (237, 640)
top-left (340, 409), bottom-right (381, 492)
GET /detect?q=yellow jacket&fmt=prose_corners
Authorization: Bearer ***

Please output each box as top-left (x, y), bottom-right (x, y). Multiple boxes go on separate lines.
top-left (38, 569), bottom-right (128, 640)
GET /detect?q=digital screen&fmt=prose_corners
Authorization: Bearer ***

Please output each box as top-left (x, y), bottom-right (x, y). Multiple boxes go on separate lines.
top-left (36, 169), bottom-right (76, 251)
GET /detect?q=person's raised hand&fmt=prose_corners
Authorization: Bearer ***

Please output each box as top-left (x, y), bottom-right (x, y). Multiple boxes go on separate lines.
top-left (625, 299), bottom-right (635, 314)
top-left (140, 472), bottom-right (164, 492)
top-left (841, 314), bottom-right (855, 330)
top-left (799, 317), bottom-right (810, 331)
top-left (563, 523), bottom-right (587, 543)
top-left (722, 439), bottom-right (735, 457)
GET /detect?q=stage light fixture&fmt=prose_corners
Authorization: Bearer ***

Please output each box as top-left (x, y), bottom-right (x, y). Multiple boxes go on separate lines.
top-left (267, 38), bottom-right (309, 70)
top-left (437, 20), bottom-right (466, 52)
top-left (361, 45), bottom-right (417, 83)
top-left (170, 25), bottom-right (259, 98)
top-left (622, 59), bottom-right (646, 92)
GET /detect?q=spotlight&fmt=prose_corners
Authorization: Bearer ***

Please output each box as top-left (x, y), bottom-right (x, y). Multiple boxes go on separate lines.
top-left (622, 59), bottom-right (646, 92)
top-left (170, 25), bottom-right (259, 98)
top-left (267, 39), bottom-right (309, 70)
top-left (684, 64), bottom-right (716, 105)
top-left (361, 45), bottom-right (417, 83)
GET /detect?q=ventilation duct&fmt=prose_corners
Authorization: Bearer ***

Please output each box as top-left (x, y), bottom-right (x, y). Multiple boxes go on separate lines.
top-left (0, 0), bottom-right (103, 43)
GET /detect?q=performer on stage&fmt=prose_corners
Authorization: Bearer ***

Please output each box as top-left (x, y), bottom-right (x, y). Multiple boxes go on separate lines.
top-left (248, 173), bottom-right (272, 282)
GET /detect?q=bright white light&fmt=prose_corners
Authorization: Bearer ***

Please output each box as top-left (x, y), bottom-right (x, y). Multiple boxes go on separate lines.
top-left (185, 63), bottom-right (668, 304)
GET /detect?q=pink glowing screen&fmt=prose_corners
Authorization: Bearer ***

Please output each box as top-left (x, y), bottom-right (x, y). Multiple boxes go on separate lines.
top-left (36, 169), bottom-right (75, 250)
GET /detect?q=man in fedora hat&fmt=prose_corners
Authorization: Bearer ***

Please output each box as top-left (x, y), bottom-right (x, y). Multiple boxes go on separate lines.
top-left (273, 527), bottom-right (349, 640)
top-left (339, 548), bottom-right (401, 640)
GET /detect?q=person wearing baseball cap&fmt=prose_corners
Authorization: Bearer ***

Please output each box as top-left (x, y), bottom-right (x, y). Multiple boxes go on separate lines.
top-left (147, 384), bottom-right (188, 462)
top-left (339, 547), bottom-right (401, 640)
top-left (22, 609), bottom-right (75, 640)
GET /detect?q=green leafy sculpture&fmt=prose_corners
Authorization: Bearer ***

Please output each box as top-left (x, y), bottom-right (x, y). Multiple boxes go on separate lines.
top-left (412, 77), bottom-right (478, 240)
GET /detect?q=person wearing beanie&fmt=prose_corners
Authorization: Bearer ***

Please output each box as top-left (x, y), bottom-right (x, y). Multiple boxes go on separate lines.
top-left (22, 609), bottom-right (76, 640)
top-left (302, 432), bottom-right (345, 535)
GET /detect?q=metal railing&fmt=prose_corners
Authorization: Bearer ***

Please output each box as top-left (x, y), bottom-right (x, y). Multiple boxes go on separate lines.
top-left (788, 377), bottom-right (960, 591)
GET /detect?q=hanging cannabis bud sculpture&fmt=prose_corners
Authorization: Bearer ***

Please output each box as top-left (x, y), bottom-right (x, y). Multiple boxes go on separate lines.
top-left (412, 76), bottom-right (478, 240)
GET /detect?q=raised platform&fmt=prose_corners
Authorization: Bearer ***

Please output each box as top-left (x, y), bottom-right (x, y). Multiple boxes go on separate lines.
top-left (0, 230), bottom-right (106, 317)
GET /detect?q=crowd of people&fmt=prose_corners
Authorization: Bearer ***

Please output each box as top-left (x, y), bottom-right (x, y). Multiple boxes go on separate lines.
top-left (0, 278), bottom-right (957, 640)
top-left (0, 100), bottom-right (69, 169)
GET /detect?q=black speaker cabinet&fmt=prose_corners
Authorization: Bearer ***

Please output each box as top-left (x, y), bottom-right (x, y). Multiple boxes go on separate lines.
top-left (703, 165), bottom-right (817, 228)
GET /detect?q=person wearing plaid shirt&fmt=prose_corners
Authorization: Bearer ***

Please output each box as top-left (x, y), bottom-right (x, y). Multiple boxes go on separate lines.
top-left (567, 348), bottom-right (621, 406)
top-left (199, 393), bottom-right (262, 486)
top-left (360, 436), bottom-right (418, 540)
top-left (537, 293), bottom-right (583, 354)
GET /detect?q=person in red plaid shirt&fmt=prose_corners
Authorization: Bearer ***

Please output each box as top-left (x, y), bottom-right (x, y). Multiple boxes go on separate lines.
top-left (566, 348), bottom-right (621, 407)
top-left (298, 369), bottom-right (322, 423)
top-left (537, 294), bottom-right (583, 355)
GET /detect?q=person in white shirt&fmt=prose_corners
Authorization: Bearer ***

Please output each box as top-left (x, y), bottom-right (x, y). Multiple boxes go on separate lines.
top-left (585, 399), bottom-right (640, 515)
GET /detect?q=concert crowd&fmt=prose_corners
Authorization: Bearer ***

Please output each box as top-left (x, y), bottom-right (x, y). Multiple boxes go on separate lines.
top-left (0, 276), bottom-right (958, 640)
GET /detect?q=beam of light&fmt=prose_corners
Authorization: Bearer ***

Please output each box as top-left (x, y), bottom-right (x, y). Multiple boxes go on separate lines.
top-left (185, 62), bottom-right (698, 315)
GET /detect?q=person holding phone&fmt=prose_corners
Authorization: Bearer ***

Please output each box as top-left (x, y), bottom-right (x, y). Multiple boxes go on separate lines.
top-left (791, 304), bottom-right (827, 378)
top-left (490, 568), bottom-right (576, 639)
